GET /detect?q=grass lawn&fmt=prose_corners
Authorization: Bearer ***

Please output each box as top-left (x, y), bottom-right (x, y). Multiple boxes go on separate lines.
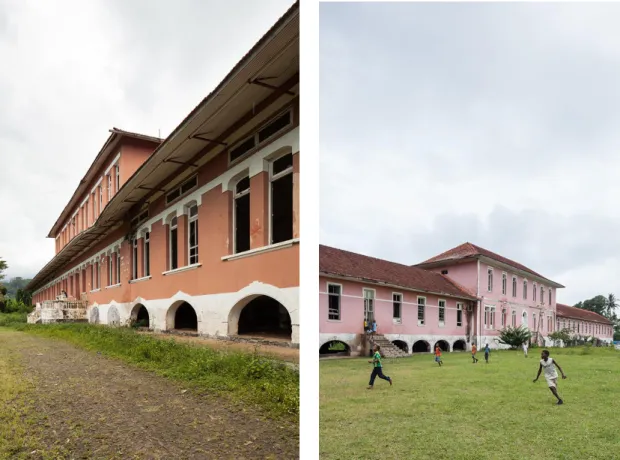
top-left (320, 347), bottom-right (620, 460)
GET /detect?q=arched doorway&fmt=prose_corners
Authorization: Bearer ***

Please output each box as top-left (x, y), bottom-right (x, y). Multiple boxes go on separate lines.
top-left (235, 295), bottom-right (292, 341)
top-left (130, 304), bottom-right (150, 328)
top-left (319, 341), bottom-right (351, 357)
top-left (412, 340), bottom-right (430, 353)
top-left (392, 340), bottom-right (409, 353)
top-left (167, 301), bottom-right (198, 332)
top-left (453, 339), bottom-right (466, 351)
top-left (434, 340), bottom-right (450, 352)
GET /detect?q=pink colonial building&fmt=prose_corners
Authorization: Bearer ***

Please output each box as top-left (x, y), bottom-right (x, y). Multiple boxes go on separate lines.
top-left (556, 303), bottom-right (614, 344)
top-left (27, 3), bottom-right (300, 346)
top-left (319, 242), bottom-right (566, 355)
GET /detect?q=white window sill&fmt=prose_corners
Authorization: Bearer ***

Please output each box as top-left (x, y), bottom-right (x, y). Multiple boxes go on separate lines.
top-left (393, 319), bottom-right (402, 324)
top-left (90, 289), bottom-right (101, 293)
top-left (105, 283), bottom-right (121, 289)
top-left (327, 319), bottom-right (341, 322)
top-left (222, 238), bottom-right (300, 261)
top-left (162, 263), bottom-right (202, 276)
top-left (417, 322), bottom-right (425, 327)
top-left (439, 322), bottom-right (445, 328)
top-left (129, 276), bottom-right (152, 284)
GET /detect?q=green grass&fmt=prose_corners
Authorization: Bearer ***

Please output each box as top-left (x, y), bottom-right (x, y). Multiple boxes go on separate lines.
top-left (0, 311), bottom-right (27, 326)
top-left (320, 347), bottom-right (620, 460)
top-left (5, 322), bottom-right (299, 418)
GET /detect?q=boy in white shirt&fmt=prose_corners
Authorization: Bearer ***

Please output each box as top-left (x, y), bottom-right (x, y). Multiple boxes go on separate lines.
top-left (533, 349), bottom-right (567, 405)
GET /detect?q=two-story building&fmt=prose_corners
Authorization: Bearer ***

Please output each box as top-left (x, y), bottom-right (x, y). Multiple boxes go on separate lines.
top-left (556, 303), bottom-right (614, 344)
top-left (319, 245), bottom-right (478, 356)
top-left (27, 2), bottom-right (300, 346)
top-left (319, 242), bottom-right (566, 355)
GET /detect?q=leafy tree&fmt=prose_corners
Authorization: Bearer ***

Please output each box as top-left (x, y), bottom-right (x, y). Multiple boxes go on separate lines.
top-left (0, 257), bottom-right (7, 282)
top-left (16, 289), bottom-right (32, 306)
top-left (548, 328), bottom-right (571, 346)
top-left (575, 295), bottom-right (607, 317)
top-left (498, 325), bottom-right (532, 349)
top-left (607, 294), bottom-right (618, 319)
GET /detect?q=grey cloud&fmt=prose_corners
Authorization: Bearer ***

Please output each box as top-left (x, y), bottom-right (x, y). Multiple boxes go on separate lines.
top-left (320, 2), bottom-right (620, 305)
top-left (0, 0), bottom-right (293, 280)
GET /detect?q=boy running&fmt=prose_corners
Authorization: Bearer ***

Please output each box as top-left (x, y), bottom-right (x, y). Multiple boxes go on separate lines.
top-left (533, 349), bottom-right (567, 405)
top-left (367, 345), bottom-right (392, 389)
top-left (523, 342), bottom-right (528, 358)
top-left (471, 343), bottom-right (479, 363)
top-left (434, 345), bottom-right (443, 366)
top-left (484, 343), bottom-right (490, 363)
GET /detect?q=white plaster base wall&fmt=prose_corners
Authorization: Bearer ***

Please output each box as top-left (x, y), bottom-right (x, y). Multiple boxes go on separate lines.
top-left (384, 334), bottom-right (470, 353)
top-left (86, 282), bottom-right (300, 344)
top-left (319, 333), bottom-right (362, 355)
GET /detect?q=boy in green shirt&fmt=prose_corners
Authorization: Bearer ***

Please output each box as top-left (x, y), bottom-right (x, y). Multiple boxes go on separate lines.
top-left (367, 345), bottom-right (393, 389)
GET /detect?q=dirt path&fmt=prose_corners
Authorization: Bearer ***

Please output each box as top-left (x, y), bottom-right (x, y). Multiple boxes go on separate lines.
top-left (0, 330), bottom-right (298, 459)
top-left (142, 331), bottom-right (299, 364)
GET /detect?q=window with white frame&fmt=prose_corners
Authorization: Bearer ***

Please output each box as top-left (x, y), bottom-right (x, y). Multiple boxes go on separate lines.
top-left (548, 289), bottom-right (552, 305)
top-left (107, 174), bottom-right (112, 201)
top-left (501, 309), bottom-right (506, 327)
top-left (188, 205), bottom-right (199, 265)
top-left (229, 110), bottom-right (293, 164)
top-left (456, 303), bottom-right (463, 326)
top-left (327, 284), bottom-right (341, 321)
top-left (234, 176), bottom-right (250, 253)
top-left (116, 251), bottom-right (121, 284)
top-left (438, 299), bottom-right (446, 325)
top-left (487, 268), bottom-right (493, 292)
top-left (132, 239), bottom-right (138, 279)
top-left (484, 306), bottom-right (496, 329)
top-left (144, 232), bottom-right (150, 277)
top-left (547, 316), bottom-right (552, 332)
top-left (108, 254), bottom-right (113, 286)
top-left (270, 153), bottom-right (294, 244)
top-left (99, 185), bottom-right (103, 215)
top-left (502, 273), bottom-right (507, 295)
top-left (533, 283), bottom-right (537, 302)
top-left (393, 293), bottom-right (402, 323)
top-left (523, 280), bottom-right (527, 299)
top-left (96, 261), bottom-right (100, 289)
top-left (512, 309), bottom-right (516, 327)
top-left (115, 165), bottom-right (120, 192)
top-left (512, 276), bottom-right (517, 297)
top-left (363, 289), bottom-right (374, 323)
top-left (540, 286), bottom-right (544, 304)
top-left (90, 263), bottom-right (94, 289)
top-left (533, 313), bottom-right (537, 331)
top-left (169, 217), bottom-right (178, 270)
top-left (417, 297), bottom-right (426, 326)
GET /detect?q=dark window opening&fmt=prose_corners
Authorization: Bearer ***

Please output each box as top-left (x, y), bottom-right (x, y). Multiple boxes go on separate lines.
top-left (453, 340), bottom-right (466, 351)
top-left (229, 137), bottom-right (256, 163)
top-left (144, 233), bottom-right (150, 277)
top-left (170, 218), bottom-right (178, 270)
top-left (238, 296), bottom-right (292, 340)
top-left (271, 164), bottom-right (293, 244)
top-left (181, 177), bottom-right (197, 194)
top-left (441, 270), bottom-right (448, 275)
top-left (412, 340), bottom-right (430, 353)
top-left (132, 240), bottom-right (138, 280)
top-left (174, 302), bottom-right (197, 331)
top-left (166, 188), bottom-right (181, 204)
top-left (234, 179), bottom-right (250, 253)
top-left (258, 111), bottom-right (291, 143)
top-left (319, 340), bottom-right (350, 356)
top-left (328, 284), bottom-right (341, 320)
top-left (273, 153), bottom-right (293, 176)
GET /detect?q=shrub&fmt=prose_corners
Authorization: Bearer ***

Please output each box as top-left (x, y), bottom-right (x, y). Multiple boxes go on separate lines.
top-left (498, 326), bottom-right (532, 349)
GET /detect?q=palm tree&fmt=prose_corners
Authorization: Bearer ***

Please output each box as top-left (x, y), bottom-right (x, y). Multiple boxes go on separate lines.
top-left (606, 294), bottom-right (617, 319)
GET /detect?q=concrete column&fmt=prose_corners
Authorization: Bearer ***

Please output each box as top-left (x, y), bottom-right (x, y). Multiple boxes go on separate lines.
top-left (249, 171), bottom-right (269, 249)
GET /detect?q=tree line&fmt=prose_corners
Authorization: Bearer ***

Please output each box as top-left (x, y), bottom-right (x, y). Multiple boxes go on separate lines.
top-left (0, 257), bottom-right (33, 314)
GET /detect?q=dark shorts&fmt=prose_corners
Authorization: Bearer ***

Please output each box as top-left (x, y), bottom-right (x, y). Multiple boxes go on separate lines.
top-left (435, 356), bottom-right (441, 362)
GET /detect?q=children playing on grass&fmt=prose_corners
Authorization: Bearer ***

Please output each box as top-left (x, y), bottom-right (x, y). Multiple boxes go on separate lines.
top-left (367, 344), bottom-right (392, 389)
top-left (523, 342), bottom-right (528, 358)
top-left (533, 349), bottom-right (567, 405)
top-left (434, 344), bottom-right (443, 366)
top-left (484, 343), bottom-right (490, 363)
top-left (471, 343), bottom-right (479, 363)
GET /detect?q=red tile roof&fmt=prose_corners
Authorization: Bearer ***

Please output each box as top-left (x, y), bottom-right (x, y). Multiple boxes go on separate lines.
top-left (416, 242), bottom-right (562, 286)
top-left (556, 303), bottom-right (613, 324)
top-left (320, 245), bottom-right (476, 299)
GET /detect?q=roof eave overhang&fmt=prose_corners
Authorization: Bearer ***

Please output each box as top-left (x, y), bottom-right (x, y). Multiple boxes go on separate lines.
top-left (319, 271), bottom-right (478, 301)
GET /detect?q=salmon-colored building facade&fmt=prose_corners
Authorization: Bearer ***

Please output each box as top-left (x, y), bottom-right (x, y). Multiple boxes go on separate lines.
top-left (28, 4), bottom-right (300, 345)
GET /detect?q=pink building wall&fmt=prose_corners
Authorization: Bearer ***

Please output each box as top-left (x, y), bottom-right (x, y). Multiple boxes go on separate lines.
top-left (319, 275), bottom-right (474, 353)
top-left (556, 316), bottom-right (614, 341)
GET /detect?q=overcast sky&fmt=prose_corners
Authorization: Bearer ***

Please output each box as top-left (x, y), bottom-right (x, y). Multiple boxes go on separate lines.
top-left (320, 2), bottom-right (620, 306)
top-left (0, 0), bottom-right (293, 280)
